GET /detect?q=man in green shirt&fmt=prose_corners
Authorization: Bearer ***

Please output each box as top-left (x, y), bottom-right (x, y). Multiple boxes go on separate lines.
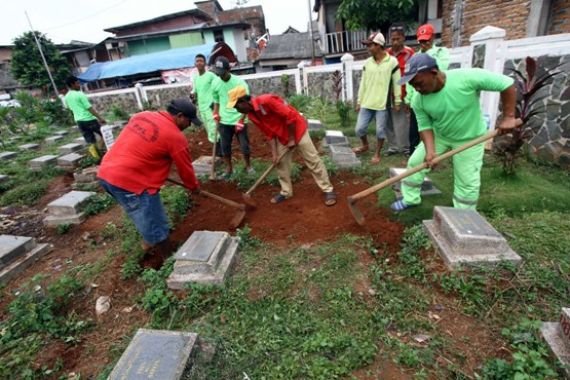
top-left (211, 57), bottom-right (252, 177)
top-left (191, 54), bottom-right (219, 148)
top-left (391, 54), bottom-right (517, 211)
top-left (353, 32), bottom-right (401, 164)
top-left (64, 76), bottom-right (106, 160)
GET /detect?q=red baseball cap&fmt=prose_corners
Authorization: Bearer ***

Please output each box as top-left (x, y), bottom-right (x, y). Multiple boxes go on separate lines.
top-left (416, 24), bottom-right (435, 41)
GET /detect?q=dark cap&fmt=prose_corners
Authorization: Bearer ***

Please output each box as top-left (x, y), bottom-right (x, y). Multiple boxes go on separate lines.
top-left (169, 98), bottom-right (203, 126)
top-left (397, 53), bottom-right (438, 85)
top-left (213, 56), bottom-right (230, 76)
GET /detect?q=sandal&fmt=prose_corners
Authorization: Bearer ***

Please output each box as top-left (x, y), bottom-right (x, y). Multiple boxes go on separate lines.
top-left (324, 191), bottom-right (337, 206)
top-left (352, 145), bottom-right (369, 154)
top-left (270, 194), bottom-right (289, 204)
top-left (390, 199), bottom-right (417, 212)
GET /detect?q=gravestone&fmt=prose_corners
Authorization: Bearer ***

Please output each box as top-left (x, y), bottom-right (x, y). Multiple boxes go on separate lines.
top-left (541, 307), bottom-right (570, 379)
top-left (45, 136), bottom-right (63, 145)
top-left (389, 167), bottom-right (442, 196)
top-left (0, 152), bottom-right (17, 160)
top-left (18, 143), bottom-right (40, 151)
top-left (44, 190), bottom-right (95, 226)
top-left (0, 174), bottom-right (7, 183)
top-left (329, 145), bottom-right (361, 168)
top-left (308, 119), bottom-right (324, 131)
top-left (73, 137), bottom-right (87, 146)
top-left (29, 155), bottom-right (58, 170)
top-left (192, 156), bottom-right (221, 177)
top-left (423, 206), bottom-right (521, 268)
top-left (59, 143), bottom-right (84, 155)
top-left (167, 231), bottom-right (239, 289)
top-left (322, 130), bottom-right (350, 151)
top-left (0, 235), bottom-right (52, 283)
top-left (108, 329), bottom-right (198, 380)
top-left (74, 166), bottom-right (99, 183)
top-left (53, 130), bottom-right (69, 136)
top-left (57, 153), bottom-right (85, 170)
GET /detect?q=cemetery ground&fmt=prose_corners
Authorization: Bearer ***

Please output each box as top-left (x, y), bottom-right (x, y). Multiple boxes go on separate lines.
top-left (0, 97), bottom-right (569, 379)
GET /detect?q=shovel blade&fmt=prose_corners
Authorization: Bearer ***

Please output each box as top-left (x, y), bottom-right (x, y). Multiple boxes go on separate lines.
top-left (242, 193), bottom-right (257, 209)
top-left (347, 196), bottom-right (366, 226)
top-left (229, 210), bottom-right (246, 229)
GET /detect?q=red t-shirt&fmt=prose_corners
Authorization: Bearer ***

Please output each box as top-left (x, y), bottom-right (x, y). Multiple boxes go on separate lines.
top-left (387, 45), bottom-right (415, 100)
top-left (98, 111), bottom-right (199, 194)
top-left (246, 94), bottom-right (307, 146)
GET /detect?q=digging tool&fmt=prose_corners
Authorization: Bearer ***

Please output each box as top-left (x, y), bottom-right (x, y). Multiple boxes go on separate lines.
top-left (242, 149), bottom-right (290, 208)
top-left (210, 125), bottom-right (219, 180)
top-left (166, 178), bottom-right (246, 228)
top-left (347, 122), bottom-right (522, 226)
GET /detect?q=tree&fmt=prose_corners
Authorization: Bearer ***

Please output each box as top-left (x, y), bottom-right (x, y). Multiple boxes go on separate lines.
top-left (337, 0), bottom-right (417, 32)
top-left (11, 31), bottom-right (71, 92)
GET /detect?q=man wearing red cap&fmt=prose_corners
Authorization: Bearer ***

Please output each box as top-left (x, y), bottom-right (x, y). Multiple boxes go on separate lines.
top-left (406, 24), bottom-right (450, 154)
top-left (352, 32), bottom-right (401, 164)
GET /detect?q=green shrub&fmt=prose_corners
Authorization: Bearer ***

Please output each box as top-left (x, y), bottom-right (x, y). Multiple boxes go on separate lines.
top-left (0, 180), bottom-right (48, 206)
top-left (287, 94), bottom-right (312, 114)
top-left (83, 193), bottom-right (115, 216)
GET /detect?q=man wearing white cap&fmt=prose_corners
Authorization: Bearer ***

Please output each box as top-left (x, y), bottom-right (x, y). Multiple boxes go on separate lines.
top-left (352, 32), bottom-right (401, 164)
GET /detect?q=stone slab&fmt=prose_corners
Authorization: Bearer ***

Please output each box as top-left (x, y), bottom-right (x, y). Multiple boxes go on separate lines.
top-left (192, 156), bottom-right (221, 176)
top-left (308, 119), bottom-right (324, 131)
top-left (108, 329), bottom-right (198, 380)
top-left (57, 153), bottom-right (85, 167)
top-left (74, 166), bottom-right (99, 183)
top-left (329, 145), bottom-right (361, 168)
top-left (0, 174), bottom-right (7, 183)
top-left (18, 143), bottom-right (40, 151)
top-left (423, 208), bottom-right (522, 269)
top-left (563, 308), bottom-right (570, 346)
top-left (44, 212), bottom-right (86, 226)
top-left (389, 167), bottom-right (442, 196)
top-left (74, 137), bottom-right (87, 146)
top-left (0, 151), bottom-right (17, 160)
top-left (47, 191), bottom-right (95, 217)
top-left (0, 235), bottom-right (35, 269)
top-left (541, 321), bottom-right (570, 379)
top-left (28, 155), bottom-right (58, 170)
top-left (168, 237), bottom-right (239, 289)
top-left (59, 143), bottom-right (83, 155)
top-left (45, 136), bottom-right (63, 145)
top-left (0, 242), bottom-right (52, 284)
top-left (325, 130), bottom-right (347, 144)
top-left (53, 130), bottom-right (69, 136)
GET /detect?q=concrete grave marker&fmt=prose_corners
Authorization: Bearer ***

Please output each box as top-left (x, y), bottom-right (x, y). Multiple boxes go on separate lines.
top-left (53, 130), bottom-right (69, 136)
top-left (389, 167), bottom-right (442, 196)
top-left (108, 329), bottom-right (198, 380)
top-left (59, 143), bottom-right (83, 155)
top-left (29, 155), bottom-right (57, 170)
top-left (0, 152), bottom-right (18, 160)
top-left (100, 125), bottom-right (116, 149)
top-left (0, 235), bottom-right (52, 284)
top-left (0, 174), bottom-right (7, 183)
top-left (308, 119), bottom-right (324, 131)
top-left (45, 136), bottom-right (63, 145)
top-left (18, 143), bottom-right (40, 151)
top-left (329, 145), bottom-right (361, 168)
top-left (44, 191), bottom-right (95, 226)
top-left (192, 156), bottom-right (221, 177)
top-left (322, 130), bottom-right (350, 151)
top-left (541, 307), bottom-right (570, 379)
top-left (167, 231), bottom-right (239, 289)
top-left (74, 166), bottom-right (99, 183)
top-left (423, 206), bottom-right (521, 268)
top-left (73, 137), bottom-right (87, 146)
top-left (57, 153), bottom-right (85, 170)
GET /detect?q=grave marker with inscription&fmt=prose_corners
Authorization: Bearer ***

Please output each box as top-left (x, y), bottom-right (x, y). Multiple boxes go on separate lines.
top-left (541, 307), bottom-right (570, 379)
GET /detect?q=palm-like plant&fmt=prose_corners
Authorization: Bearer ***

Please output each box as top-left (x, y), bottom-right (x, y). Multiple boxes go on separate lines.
top-left (493, 56), bottom-right (561, 175)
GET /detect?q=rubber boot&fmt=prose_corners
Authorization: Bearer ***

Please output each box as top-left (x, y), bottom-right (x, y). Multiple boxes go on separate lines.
top-left (88, 144), bottom-right (101, 161)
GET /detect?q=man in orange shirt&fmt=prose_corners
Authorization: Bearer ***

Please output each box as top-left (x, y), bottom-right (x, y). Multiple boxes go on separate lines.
top-left (229, 87), bottom-right (336, 206)
top-left (98, 98), bottom-right (201, 258)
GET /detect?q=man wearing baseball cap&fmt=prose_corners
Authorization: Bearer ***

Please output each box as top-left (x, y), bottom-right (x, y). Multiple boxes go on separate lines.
top-left (211, 56), bottom-right (253, 178)
top-left (352, 31), bottom-right (402, 164)
top-left (98, 97), bottom-right (202, 266)
top-left (406, 24), bottom-right (450, 154)
top-left (391, 54), bottom-right (518, 212)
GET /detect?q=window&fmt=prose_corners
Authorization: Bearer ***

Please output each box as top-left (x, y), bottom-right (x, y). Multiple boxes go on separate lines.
top-left (213, 29), bottom-right (224, 43)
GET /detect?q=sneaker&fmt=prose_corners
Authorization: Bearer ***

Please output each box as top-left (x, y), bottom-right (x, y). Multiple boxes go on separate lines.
top-left (390, 199), bottom-right (417, 212)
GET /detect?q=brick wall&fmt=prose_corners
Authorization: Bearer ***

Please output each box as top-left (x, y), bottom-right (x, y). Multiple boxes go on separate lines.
top-left (549, 0), bottom-right (570, 34)
top-left (442, 0), bottom-right (530, 47)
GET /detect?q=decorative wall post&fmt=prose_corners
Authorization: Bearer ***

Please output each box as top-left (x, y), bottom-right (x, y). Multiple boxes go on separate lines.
top-left (134, 82), bottom-right (146, 110)
top-left (341, 53), bottom-right (354, 103)
top-left (469, 26), bottom-right (507, 131)
top-left (297, 61), bottom-right (309, 96)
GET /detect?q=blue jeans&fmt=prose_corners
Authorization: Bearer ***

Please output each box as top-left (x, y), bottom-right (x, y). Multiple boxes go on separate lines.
top-left (99, 179), bottom-right (169, 245)
top-left (355, 108), bottom-right (389, 139)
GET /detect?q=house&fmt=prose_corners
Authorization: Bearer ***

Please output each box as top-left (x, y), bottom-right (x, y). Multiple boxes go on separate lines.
top-left (441, 0), bottom-right (570, 47)
top-left (103, 0), bottom-right (266, 64)
top-left (258, 30), bottom-right (323, 71)
top-left (0, 45), bottom-right (20, 94)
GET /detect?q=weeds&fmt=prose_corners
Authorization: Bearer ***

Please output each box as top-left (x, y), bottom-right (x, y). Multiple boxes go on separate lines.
top-left (83, 192), bottom-right (115, 216)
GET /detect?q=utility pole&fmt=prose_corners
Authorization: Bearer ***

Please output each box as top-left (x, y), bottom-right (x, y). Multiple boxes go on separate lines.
top-left (25, 11), bottom-right (60, 98)
top-left (307, 0), bottom-right (315, 65)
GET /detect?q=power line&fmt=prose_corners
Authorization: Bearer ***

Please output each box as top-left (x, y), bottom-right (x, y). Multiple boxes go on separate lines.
top-left (42, 0), bottom-right (130, 31)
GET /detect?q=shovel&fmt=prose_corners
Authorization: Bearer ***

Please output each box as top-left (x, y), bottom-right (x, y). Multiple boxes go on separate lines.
top-left (347, 123), bottom-right (521, 226)
top-left (167, 178), bottom-right (246, 229)
top-left (210, 125), bottom-right (219, 180)
top-left (242, 149), bottom-right (290, 208)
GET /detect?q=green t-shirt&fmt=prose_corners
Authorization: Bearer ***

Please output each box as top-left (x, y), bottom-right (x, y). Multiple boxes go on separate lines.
top-left (193, 71), bottom-right (217, 111)
top-left (64, 90), bottom-right (96, 122)
top-left (212, 74), bottom-right (249, 125)
top-left (358, 54), bottom-right (401, 110)
top-left (412, 68), bottom-right (514, 141)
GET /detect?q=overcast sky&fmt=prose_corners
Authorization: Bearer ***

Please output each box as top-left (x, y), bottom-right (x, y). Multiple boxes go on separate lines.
top-left (0, 0), bottom-right (315, 45)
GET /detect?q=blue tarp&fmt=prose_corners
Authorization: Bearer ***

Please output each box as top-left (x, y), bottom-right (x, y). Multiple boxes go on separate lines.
top-left (79, 43), bottom-right (215, 81)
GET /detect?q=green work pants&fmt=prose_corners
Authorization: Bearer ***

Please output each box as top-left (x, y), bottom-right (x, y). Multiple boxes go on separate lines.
top-left (198, 106), bottom-right (219, 143)
top-left (401, 136), bottom-right (484, 209)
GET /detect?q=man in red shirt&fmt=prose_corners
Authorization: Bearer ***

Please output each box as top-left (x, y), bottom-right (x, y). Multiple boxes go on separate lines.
top-left (386, 24), bottom-right (414, 155)
top-left (228, 87), bottom-right (336, 206)
top-left (98, 98), bottom-right (202, 257)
